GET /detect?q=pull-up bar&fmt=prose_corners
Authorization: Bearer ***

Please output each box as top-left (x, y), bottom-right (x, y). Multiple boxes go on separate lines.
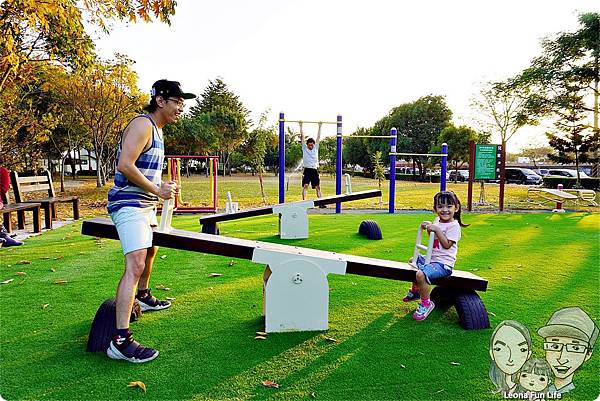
top-left (390, 152), bottom-right (448, 157)
top-left (280, 119), bottom-right (339, 125)
top-left (339, 135), bottom-right (397, 139)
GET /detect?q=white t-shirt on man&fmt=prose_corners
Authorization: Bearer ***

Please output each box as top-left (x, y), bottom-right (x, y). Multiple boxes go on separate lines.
top-left (302, 143), bottom-right (319, 169)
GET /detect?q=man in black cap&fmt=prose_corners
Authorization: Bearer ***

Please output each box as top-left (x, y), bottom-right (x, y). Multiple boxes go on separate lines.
top-left (106, 80), bottom-right (195, 363)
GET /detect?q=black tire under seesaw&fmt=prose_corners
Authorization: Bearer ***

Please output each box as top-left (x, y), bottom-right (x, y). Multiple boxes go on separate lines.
top-left (86, 298), bottom-right (142, 352)
top-left (358, 220), bottom-right (382, 240)
top-left (430, 286), bottom-right (490, 330)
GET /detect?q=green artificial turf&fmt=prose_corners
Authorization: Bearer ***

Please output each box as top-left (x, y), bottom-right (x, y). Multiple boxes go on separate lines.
top-left (0, 212), bottom-right (598, 400)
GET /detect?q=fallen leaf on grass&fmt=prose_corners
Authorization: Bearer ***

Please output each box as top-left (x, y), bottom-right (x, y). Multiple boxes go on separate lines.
top-left (50, 268), bottom-right (56, 272)
top-left (53, 256), bottom-right (63, 260)
top-left (256, 331), bottom-right (267, 336)
top-left (228, 260), bottom-right (235, 266)
top-left (433, 389), bottom-right (444, 394)
top-left (208, 273), bottom-right (223, 277)
top-left (41, 304), bottom-right (50, 309)
top-left (166, 297), bottom-right (176, 301)
top-left (324, 337), bottom-right (338, 343)
top-left (40, 257), bottom-right (51, 260)
top-left (450, 362), bottom-right (460, 366)
top-left (54, 279), bottom-right (67, 285)
top-left (155, 284), bottom-right (170, 291)
top-left (160, 255), bottom-right (167, 260)
top-left (400, 364), bottom-right (406, 369)
top-left (1, 279), bottom-right (14, 285)
top-left (489, 311), bottom-right (497, 317)
top-left (127, 381), bottom-right (147, 393)
top-left (262, 380), bottom-right (280, 389)
top-left (502, 276), bottom-right (512, 280)
top-left (16, 260), bottom-right (32, 265)
top-left (15, 272), bottom-right (27, 276)
top-left (255, 336), bottom-right (267, 340)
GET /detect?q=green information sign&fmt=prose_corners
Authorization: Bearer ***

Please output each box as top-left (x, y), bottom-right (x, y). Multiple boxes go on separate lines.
top-left (474, 144), bottom-right (499, 180)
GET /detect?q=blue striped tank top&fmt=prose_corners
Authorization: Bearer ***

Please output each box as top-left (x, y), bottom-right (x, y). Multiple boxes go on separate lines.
top-left (107, 115), bottom-right (164, 213)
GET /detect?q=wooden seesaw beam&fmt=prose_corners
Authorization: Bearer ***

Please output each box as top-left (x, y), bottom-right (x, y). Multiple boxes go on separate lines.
top-left (82, 218), bottom-right (489, 332)
top-left (199, 189), bottom-right (382, 239)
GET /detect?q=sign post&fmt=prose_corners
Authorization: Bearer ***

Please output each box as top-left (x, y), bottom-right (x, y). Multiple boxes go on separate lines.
top-left (468, 142), bottom-right (503, 211)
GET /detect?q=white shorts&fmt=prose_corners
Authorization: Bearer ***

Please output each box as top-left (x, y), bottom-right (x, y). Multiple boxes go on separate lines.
top-left (109, 206), bottom-right (158, 255)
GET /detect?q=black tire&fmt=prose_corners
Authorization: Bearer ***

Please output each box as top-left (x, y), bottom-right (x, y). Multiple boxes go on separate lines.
top-left (86, 298), bottom-right (117, 352)
top-left (430, 286), bottom-right (455, 308)
top-left (86, 298), bottom-right (142, 352)
top-left (453, 290), bottom-right (490, 330)
top-left (358, 220), bottom-right (382, 240)
top-left (202, 223), bottom-right (219, 235)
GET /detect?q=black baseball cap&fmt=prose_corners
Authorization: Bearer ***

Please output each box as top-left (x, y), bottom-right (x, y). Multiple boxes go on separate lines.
top-left (151, 79), bottom-right (196, 100)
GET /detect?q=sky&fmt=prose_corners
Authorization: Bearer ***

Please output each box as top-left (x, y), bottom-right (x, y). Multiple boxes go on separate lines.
top-left (94, 0), bottom-right (597, 152)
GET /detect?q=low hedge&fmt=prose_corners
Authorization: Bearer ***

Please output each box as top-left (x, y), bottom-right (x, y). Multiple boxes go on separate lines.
top-left (543, 176), bottom-right (600, 190)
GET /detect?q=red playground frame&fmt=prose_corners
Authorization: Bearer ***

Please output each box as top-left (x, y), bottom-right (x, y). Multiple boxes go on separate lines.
top-left (165, 155), bottom-right (219, 213)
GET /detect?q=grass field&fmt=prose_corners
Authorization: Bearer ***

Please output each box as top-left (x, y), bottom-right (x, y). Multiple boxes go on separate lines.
top-left (46, 173), bottom-right (599, 222)
top-left (1, 212), bottom-right (598, 400)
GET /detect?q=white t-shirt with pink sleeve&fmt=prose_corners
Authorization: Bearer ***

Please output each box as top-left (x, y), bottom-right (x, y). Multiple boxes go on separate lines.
top-left (430, 218), bottom-right (461, 268)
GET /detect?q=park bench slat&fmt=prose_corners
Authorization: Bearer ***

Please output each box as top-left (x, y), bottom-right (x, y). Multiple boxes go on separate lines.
top-left (10, 170), bottom-right (80, 229)
top-left (82, 218), bottom-right (487, 292)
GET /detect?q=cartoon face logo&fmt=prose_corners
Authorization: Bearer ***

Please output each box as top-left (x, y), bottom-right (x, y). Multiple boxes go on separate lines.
top-left (490, 321), bottom-right (532, 375)
top-left (516, 358), bottom-right (553, 393)
top-left (542, 336), bottom-right (591, 379)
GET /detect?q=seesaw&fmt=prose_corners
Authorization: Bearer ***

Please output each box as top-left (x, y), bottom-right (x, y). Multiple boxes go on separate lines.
top-left (199, 189), bottom-right (382, 239)
top-left (82, 203), bottom-right (489, 338)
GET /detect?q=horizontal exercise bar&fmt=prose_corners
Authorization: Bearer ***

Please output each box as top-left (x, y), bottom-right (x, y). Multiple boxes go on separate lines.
top-left (390, 153), bottom-right (448, 157)
top-left (337, 135), bottom-right (396, 139)
top-left (280, 120), bottom-right (339, 125)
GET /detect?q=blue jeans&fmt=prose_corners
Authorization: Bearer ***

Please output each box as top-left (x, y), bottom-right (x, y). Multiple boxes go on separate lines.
top-left (415, 255), bottom-right (452, 285)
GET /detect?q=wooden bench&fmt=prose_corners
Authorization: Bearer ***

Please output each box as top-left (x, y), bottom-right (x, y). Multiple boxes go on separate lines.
top-left (10, 170), bottom-right (79, 229)
top-left (82, 218), bottom-right (489, 333)
top-left (199, 189), bottom-right (382, 239)
top-left (1, 191), bottom-right (41, 233)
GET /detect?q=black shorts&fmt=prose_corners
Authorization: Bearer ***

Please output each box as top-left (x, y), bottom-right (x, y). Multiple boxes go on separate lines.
top-left (302, 168), bottom-right (320, 189)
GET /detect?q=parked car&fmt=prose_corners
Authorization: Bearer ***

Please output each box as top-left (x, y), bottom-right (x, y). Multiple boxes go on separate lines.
top-left (535, 168), bottom-right (549, 176)
top-left (448, 170), bottom-right (469, 182)
top-left (547, 169), bottom-right (590, 178)
top-left (505, 167), bottom-right (542, 185)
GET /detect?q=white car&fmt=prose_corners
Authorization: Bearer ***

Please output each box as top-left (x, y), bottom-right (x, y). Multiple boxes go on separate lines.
top-left (547, 169), bottom-right (590, 178)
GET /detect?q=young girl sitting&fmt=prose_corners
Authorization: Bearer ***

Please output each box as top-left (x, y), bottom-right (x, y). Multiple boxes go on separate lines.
top-left (403, 191), bottom-right (468, 321)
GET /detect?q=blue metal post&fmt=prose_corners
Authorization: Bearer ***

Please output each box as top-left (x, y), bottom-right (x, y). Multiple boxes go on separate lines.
top-left (389, 128), bottom-right (397, 213)
top-left (279, 112), bottom-right (285, 204)
top-left (440, 142), bottom-right (448, 192)
top-left (335, 115), bottom-right (343, 214)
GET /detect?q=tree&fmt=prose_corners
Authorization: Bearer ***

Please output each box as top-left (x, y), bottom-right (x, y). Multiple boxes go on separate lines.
top-left (473, 80), bottom-right (539, 146)
top-left (546, 93), bottom-right (599, 185)
top-left (519, 145), bottom-right (553, 168)
top-left (432, 124), bottom-right (485, 180)
top-left (0, 63), bottom-right (58, 169)
top-left (372, 151), bottom-right (385, 206)
top-left (517, 12), bottom-right (600, 175)
top-left (190, 78), bottom-right (250, 176)
top-left (314, 136), bottom-right (335, 173)
top-left (379, 96), bottom-right (452, 179)
top-left (239, 111), bottom-right (274, 204)
top-left (0, 0), bottom-right (177, 93)
top-left (58, 56), bottom-right (146, 187)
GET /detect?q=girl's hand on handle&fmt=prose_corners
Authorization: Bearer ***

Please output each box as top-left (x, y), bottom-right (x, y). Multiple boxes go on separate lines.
top-left (420, 220), bottom-right (432, 230)
top-left (158, 180), bottom-right (178, 200)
